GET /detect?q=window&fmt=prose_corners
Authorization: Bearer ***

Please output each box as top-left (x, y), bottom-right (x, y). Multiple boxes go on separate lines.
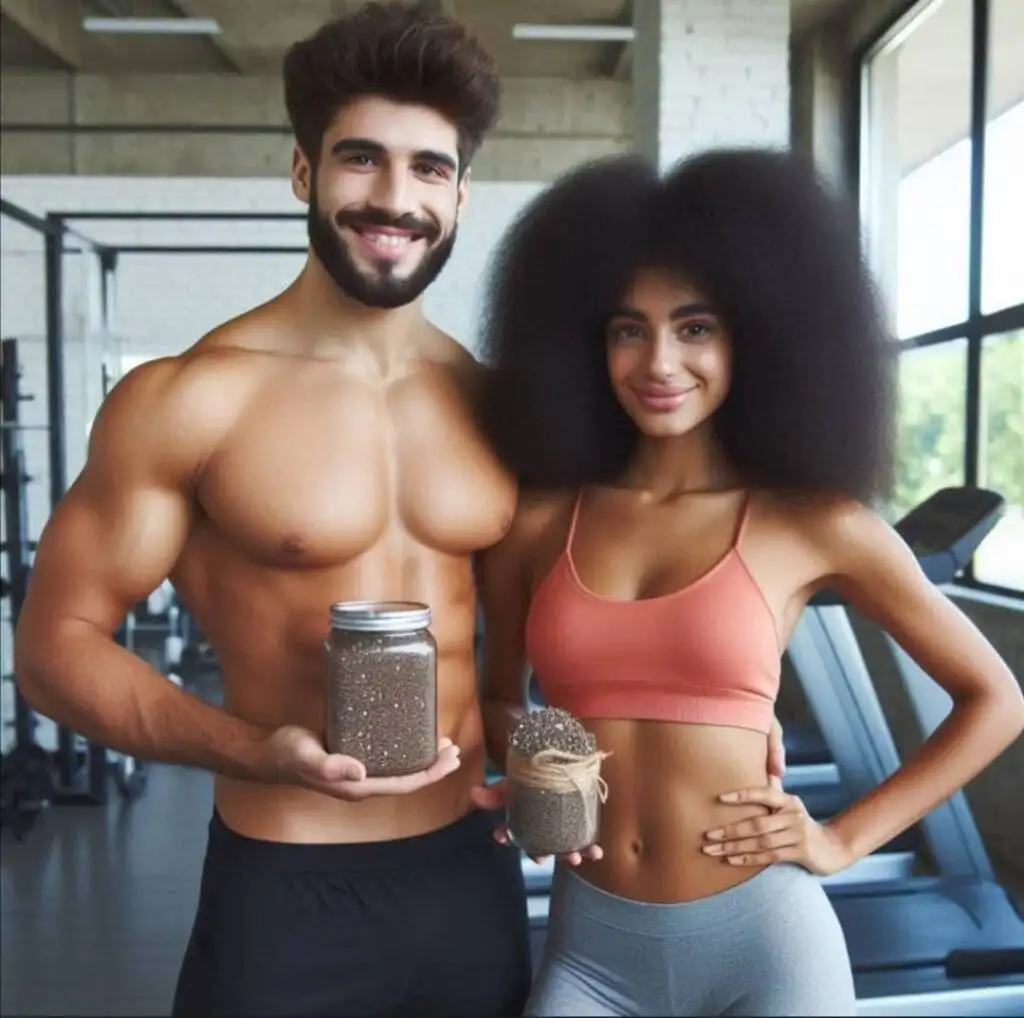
top-left (859, 0), bottom-right (1024, 595)
top-left (861, 0), bottom-right (973, 339)
top-left (974, 330), bottom-right (1024, 588)
top-left (982, 0), bottom-right (1024, 314)
top-left (892, 340), bottom-right (967, 519)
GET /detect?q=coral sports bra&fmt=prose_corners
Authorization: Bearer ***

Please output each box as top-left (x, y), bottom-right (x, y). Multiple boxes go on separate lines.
top-left (524, 492), bottom-right (783, 735)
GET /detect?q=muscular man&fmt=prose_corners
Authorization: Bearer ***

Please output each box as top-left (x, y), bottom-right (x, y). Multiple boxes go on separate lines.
top-left (14, 5), bottom-right (530, 1015)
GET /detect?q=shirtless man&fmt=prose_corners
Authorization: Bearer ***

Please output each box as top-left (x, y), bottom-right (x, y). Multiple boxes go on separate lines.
top-left (13, 5), bottom-right (531, 1016)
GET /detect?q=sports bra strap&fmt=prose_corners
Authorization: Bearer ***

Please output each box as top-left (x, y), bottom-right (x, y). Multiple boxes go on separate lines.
top-left (733, 493), bottom-right (753, 549)
top-left (565, 489), bottom-right (584, 553)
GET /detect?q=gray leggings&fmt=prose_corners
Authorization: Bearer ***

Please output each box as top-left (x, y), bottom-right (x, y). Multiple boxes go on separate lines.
top-left (527, 863), bottom-right (857, 1017)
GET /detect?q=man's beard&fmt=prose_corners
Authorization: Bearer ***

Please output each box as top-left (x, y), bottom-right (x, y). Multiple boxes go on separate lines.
top-left (307, 192), bottom-right (457, 310)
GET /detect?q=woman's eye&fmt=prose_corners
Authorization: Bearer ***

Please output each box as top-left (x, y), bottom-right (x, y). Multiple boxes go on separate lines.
top-left (610, 324), bottom-right (643, 342)
top-left (681, 321), bottom-right (714, 339)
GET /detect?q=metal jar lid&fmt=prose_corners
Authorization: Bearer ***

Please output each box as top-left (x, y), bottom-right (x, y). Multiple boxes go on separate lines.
top-left (329, 600), bottom-right (432, 633)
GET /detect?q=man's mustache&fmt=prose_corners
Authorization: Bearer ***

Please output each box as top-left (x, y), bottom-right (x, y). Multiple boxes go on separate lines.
top-left (334, 207), bottom-right (440, 243)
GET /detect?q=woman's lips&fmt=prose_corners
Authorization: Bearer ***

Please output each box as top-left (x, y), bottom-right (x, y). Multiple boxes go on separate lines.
top-left (631, 385), bottom-right (697, 413)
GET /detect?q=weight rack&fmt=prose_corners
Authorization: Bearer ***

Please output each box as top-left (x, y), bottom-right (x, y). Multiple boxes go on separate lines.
top-left (0, 199), bottom-right (145, 838)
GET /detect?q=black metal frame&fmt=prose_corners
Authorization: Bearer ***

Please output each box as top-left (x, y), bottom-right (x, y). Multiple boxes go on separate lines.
top-left (0, 199), bottom-right (114, 809)
top-left (851, 0), bottom-right (1024, 598)
top-left (50, 209), bottom-right (308, 258)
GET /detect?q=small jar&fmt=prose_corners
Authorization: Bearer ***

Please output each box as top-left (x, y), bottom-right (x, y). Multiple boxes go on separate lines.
top-left (506, 770), bottom-right (601, 858)
top-left (325, 600), bottom-right (437, 778)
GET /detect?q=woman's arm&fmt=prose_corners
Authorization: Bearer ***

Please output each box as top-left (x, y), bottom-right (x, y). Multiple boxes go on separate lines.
top-left (819, 502), bottom-right (1023, 860)
top-left (705, 499), bottom-right (1024, 872)
top-left (475, 503), bottom-right (542, 774)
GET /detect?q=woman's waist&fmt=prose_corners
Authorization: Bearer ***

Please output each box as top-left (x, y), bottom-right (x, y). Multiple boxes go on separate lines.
top-left (577, 719), bottom-right (773, 902)
top-left (595, 780), bottom-right (772, 860)
top-left (578, 796), bottom-right (775, 904)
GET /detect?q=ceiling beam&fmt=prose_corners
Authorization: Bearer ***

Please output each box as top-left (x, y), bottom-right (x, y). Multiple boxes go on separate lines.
top-left (162, 0), bottom-right (244, 72)
top-left (345, 0), bottom-right (456, 12)
top-left (1, 0), bottom-right (85, 70)
top-left (611, 42), bottom-right (632, 80)
top-left (605, 0), bottom-right (634, 80)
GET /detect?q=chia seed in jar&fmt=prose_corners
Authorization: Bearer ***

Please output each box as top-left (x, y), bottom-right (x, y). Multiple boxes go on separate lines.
top-left (325, 600), bottom-right (437, 778)
top-left (506, 707), bottom-right (603, 857)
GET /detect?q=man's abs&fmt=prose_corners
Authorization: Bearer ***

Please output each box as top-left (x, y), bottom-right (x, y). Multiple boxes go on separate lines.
top-left (175, 527), bottom-right (494, 843)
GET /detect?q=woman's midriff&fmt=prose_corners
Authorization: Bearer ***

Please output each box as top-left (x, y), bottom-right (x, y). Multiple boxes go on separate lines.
top-left (574, 718), bottom-right (775, 903)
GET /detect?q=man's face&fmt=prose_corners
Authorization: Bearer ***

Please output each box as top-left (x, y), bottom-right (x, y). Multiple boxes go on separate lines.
top-left (293, 95), bottom-right (467, 309)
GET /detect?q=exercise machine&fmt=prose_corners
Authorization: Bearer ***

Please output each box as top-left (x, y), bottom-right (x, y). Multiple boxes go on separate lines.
top-left (0, 337), bottom-right (149, 836)
top-left (515, 486), bottom-right (1023, 1016)
top-left (785, 485), bottom-right (1024, 1016)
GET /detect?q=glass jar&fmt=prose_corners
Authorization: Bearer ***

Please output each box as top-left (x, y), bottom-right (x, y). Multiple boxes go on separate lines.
top-left (506, 763), bottom-right (601, 857)
top-left (325, 600), bottom-right (437, 778)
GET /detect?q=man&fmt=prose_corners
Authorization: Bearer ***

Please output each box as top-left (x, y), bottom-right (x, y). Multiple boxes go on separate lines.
top-left (16, 4), bottom-right (526, 1015)
top-left (15, 3), bottom-right (785, 1016)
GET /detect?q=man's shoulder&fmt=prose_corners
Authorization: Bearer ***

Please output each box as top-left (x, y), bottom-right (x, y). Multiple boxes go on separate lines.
top-left (425, 326), bottom-right (484, 370)
top-left (421, 326), bottom-right (492, 398)
top-left (99, 326), bottom-right (271, 455)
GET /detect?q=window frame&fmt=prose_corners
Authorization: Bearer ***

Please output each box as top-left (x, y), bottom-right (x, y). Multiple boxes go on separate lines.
top-left (852, 0), bottom-right (1024, 599)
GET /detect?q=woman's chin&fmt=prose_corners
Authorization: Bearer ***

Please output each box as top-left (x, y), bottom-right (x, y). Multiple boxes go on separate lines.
top-left (631, 409), bottom-right (703, 439)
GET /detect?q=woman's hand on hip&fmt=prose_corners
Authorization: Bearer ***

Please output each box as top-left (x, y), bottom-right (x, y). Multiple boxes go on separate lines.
top-left (701, 784), bottom-right (853, 877)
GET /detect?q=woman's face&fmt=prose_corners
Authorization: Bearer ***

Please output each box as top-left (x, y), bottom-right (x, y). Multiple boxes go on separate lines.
top-left (606, 267), bottom-right (732, 440)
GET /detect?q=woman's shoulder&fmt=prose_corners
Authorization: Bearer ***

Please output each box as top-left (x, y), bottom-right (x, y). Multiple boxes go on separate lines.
top-left (748, 488), bottom-right (886, 564)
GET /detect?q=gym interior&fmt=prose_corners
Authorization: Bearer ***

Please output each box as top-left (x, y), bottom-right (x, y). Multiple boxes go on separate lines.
top-left (1, 0), bottom-right (1022, 1015)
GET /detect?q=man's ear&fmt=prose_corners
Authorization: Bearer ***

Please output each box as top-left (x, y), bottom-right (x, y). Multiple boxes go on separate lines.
top-left (291, 145), bottom-right (312, 204)
top-left (456, 167), bottom-right (471, 220)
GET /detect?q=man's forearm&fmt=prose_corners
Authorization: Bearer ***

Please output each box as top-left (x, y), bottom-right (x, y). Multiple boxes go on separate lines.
top-left (16, 624), bottom-right (276, 782)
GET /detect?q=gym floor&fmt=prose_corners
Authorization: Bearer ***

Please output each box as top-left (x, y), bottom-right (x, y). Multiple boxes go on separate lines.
top-left (0, 670), bottom-right (223, 1018)
top-left (1, 758), bottom-right (211, 1017)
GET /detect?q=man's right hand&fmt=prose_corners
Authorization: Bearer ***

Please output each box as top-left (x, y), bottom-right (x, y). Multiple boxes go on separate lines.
top-left (267, 726), bottom-right (461, 801)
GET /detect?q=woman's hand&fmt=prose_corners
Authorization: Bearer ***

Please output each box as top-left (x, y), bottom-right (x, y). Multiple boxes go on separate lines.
top-left (470, 779), bottom-right (604, 866)
top-left (702, 785), bottom-right (853, 877)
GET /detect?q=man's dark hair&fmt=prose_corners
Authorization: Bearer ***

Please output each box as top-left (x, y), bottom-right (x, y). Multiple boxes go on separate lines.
top-left (481, 149), bottom-right (896, 505)
top-left (283, 1), bottom-right (501, 174)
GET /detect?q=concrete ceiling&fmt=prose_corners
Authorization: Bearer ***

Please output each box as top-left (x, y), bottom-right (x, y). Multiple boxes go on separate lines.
top-left (1, 0), bottom-right (843, 78)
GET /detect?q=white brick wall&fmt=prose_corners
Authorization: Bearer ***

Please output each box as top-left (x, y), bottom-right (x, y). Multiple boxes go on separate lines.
top-left (633, 0), bottom-right (791, 170)
top-left (0, 175), bottom-right (541, 750)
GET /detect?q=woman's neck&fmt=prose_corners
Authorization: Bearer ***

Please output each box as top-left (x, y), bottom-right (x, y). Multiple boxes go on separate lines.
top-left (620, 426), bottom-right (740, 500)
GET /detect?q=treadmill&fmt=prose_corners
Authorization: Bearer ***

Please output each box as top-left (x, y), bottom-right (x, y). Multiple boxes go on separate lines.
top-left (785, 485), bottom-right (1024, 1016)
top-left (513, 486), bottom-right (1024, 1016)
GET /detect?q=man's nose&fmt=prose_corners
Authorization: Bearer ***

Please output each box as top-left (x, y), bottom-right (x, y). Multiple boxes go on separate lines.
top-left (369, 161), bottom-right (410, 217)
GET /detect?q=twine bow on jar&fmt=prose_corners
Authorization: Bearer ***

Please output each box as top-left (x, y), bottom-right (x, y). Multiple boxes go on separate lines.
top-left (506, 746), bottom-right (612, 801)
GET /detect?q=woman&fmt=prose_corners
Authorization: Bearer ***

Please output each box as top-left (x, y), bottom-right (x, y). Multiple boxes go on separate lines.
top-left (471, 150), bottom-right (1024, 1017)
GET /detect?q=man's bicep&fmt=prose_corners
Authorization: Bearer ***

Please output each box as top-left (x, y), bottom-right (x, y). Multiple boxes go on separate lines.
top-left (26, 475), bottom-right (192, 635)
top-left (20, 361), bottom-right (197, 638)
